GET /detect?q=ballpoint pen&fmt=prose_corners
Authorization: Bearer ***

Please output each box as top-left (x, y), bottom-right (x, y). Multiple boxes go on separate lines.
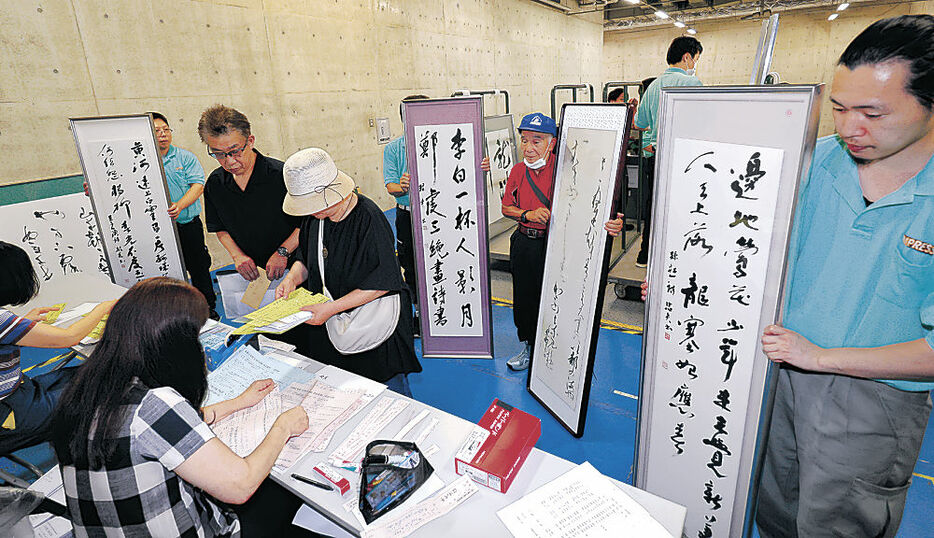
top-left (291, 473), bottom-right (334, 491)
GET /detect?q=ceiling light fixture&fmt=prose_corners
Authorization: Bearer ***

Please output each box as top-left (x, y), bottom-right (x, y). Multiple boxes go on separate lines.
top-left (828, 13), bottom-right (839, 20)
top-left (655, 10), bottom-right (670, 19)
top-left (687, 28), bottom-right (697, 34)
top-left (674, 21), bottom-right (686, 28)
top-left (837, 3), bottom-right (849, 10)
top-left (624, 0), bottom-right (640, 4)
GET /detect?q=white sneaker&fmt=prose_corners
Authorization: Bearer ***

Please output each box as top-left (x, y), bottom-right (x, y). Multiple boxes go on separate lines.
top-left (506, 345), bottom-right (531, 371)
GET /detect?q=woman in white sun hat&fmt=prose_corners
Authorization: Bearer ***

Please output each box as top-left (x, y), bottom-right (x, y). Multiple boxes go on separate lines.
top-left (275, 148), bottom-right (421, 397)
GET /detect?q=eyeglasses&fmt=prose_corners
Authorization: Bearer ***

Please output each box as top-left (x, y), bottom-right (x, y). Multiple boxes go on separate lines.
top-left (154, 128), bottom-right (173, 135)
top-left (207, 141), bottom-right (249, 161)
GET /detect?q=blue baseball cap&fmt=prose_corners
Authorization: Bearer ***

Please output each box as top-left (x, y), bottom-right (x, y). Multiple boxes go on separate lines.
top-left (518, 112), bottom-right (557, 137)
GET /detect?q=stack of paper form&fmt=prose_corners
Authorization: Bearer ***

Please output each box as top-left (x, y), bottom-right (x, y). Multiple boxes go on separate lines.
top-left (205, 347), bottom-right (385, 467)
top-left (230, 288), bottom-right (329, 336)
top-left (496, 462), bottom-right (672, 538)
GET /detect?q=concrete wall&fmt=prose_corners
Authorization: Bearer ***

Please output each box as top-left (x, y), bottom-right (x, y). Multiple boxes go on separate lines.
top-left (603, 1), bottom-right (933, 137)
top-left (0, 0), bottom-right (603, 209)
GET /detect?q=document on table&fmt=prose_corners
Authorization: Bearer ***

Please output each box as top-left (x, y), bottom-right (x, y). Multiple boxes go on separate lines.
top-left (199, 319), bottom-right (232, 352)
top-left (275, 381), bottom-right (367, 468)
top-left (28, 464), bottom-right (72, 538)
top-left (204, 345), bottom-right (315, 406)
top-left (329, 396), bottom-right (409, 467)
top-left (497, 461), bottom-right (672, 538)
top-left (307, 365), bottom-right (386, 452)
top-left (259, 334), bottom-right (297, 353)
top-left (314, 364), bottom-right (386, 399)
top-left (212, 388), bottom-right (284, 457)
top-left (360, 475), bottom-right (479, 538)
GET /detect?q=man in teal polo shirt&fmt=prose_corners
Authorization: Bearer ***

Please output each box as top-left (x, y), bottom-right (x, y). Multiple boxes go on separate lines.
top-left (153, 112), bottom-right (218, 319)
top-left (757, 15), bottom-right (934, 537)
top-left (633, 36), bottom-right (703, 267)
top-left (384, 95), bottom-right (430, 334)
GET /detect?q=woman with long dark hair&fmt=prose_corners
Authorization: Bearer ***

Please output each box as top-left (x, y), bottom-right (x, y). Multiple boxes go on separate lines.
top-left (0, 241), bottom-right (113, 453)
top-left (51, 277), bottom-right (314, 537)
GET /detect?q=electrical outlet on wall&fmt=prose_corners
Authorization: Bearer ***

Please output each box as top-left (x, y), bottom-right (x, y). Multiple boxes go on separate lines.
top-left (375, 117), bottom-right (391, 144)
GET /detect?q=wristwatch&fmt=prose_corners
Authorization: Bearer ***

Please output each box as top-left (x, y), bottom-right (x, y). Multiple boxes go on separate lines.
top-left (276, 246), bottom-right (290, 258)
top-left (520, 210), bottom-right (529, 223)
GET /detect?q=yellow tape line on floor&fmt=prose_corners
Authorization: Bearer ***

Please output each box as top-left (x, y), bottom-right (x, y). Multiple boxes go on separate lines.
top-left (913, 472), bottom-right (934, 486)
top-left (491, 296), bottom-right (644, 334)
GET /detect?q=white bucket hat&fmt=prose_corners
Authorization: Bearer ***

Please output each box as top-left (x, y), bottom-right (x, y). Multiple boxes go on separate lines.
top-left (282, 148), bottom-right (356, 216)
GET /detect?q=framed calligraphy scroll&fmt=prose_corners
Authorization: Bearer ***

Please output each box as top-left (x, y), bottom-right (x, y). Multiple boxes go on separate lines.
top-left (0, 176), bottom-right (110, 282)
top-left (527, 103), bottom-right (633, 437)
top-left (634, 85), bottom-right (823, 538)
top-left (482, 114), bottom-right (518, 236)
top-left (403, 97), bottom-right (494, 359)
top-left (71, 114), bottom-right (186, 287)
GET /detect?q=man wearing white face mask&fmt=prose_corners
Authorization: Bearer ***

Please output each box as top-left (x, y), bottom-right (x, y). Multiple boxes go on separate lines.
top-left (500, 113), bottom-right (624, 370)
top-left (633, 35), bottom-right (703, 267)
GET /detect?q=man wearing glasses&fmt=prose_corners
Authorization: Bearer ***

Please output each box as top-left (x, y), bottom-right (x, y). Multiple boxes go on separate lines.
top-left (153, 112), bottom-right (219, 320)
top-left (199, 105), bottom-right (300, 283)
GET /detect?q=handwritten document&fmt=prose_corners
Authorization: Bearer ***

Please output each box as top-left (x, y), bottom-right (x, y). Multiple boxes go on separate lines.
top-left (89, 138), bottom-right (184, 286)
top-left (0, 193), bottom-right (109, 283)
top-left (497, 462), bottom-right (671, 538)
top-left (650, 138), bottom-right (784, 537)
top-left (485, 127), bottom-right (514, 225)
top-left (212, 388), bottom-right (284, 457)
top-left (361, 475), bottom-right (479, 538)
top-left (213, 378), bottom-right (369, 468)
top-left (412, 122), bottom-right (485, 338)
top-left (275, 381), bottom-right (366, 468)
top-left (203, 345), bottom-right (314, 406)
top-left (54, 301), bottom-right (98, 325)
top-left (537, 126), bottom-right (618, 408)
top-left (329, 396), bottom-right (409, 466)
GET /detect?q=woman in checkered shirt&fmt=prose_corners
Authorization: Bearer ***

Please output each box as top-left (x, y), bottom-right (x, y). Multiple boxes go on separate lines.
top-left (51, 277), bottom-right (317, 537)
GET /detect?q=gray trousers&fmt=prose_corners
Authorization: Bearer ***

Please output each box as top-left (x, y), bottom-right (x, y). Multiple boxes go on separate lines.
top-left (757, 367), bottom-right (931, 538)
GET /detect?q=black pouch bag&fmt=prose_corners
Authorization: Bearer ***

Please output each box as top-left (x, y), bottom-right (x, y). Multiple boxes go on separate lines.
top-left (358, 440), bottom-right (434, 524)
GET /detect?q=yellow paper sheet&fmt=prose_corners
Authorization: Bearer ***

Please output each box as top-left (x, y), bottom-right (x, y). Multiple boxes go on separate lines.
top-left (246, 288), bottom-right (329, 324)
top-left (2, 410), bottom-right (14, 430)
top-left (230, 289), bottom-right (329, 336)
top-left (81, 313), bottom-right (109, 341)
top-left (42, 303), bottom-right (67, 324)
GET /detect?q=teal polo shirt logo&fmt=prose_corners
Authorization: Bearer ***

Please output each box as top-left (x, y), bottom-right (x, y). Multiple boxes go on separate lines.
top-left (903, 234), bottom-right (934, 256)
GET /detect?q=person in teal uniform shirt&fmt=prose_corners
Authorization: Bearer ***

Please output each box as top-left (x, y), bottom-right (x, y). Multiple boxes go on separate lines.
top-left (757, 15), bottom-right (934, 538)
top-left (633, 36), bottom-right (703, 267)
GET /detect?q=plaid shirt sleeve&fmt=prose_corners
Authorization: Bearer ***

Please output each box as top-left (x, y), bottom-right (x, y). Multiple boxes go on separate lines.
top-left (132, 386), bottom-right (216, 471)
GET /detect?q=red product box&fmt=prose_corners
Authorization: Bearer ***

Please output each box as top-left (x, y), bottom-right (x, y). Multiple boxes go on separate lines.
top-left (454, 399), bottom-right (541, 493)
